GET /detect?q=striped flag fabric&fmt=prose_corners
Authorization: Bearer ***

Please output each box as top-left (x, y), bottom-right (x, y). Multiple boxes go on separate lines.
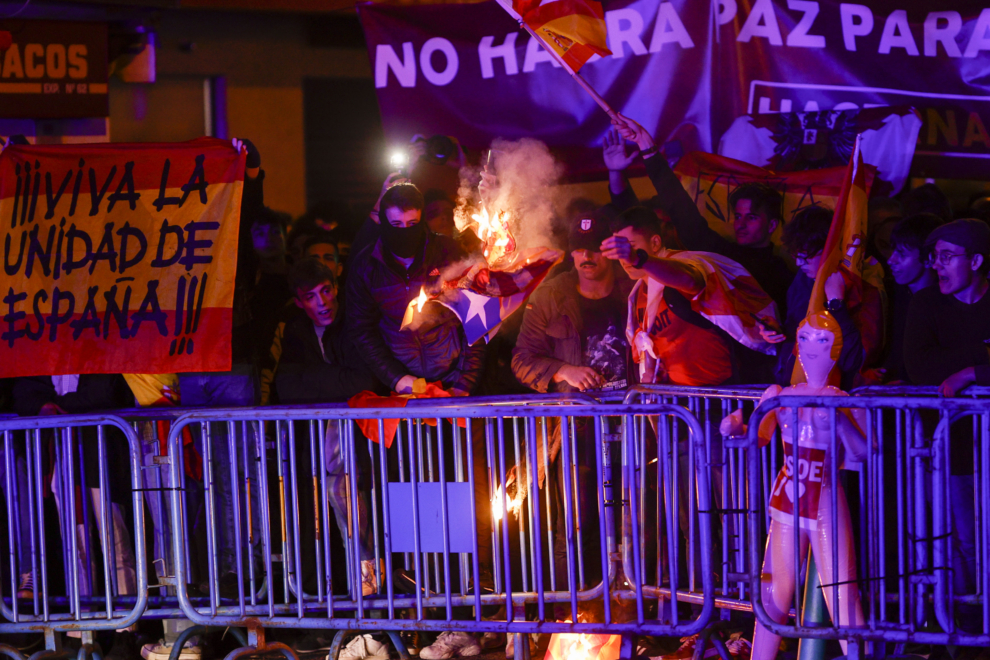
top-left (427, 246), bottom-right (563, 346)
top-left (794, 136), bottom-right (885, 384)
top-left (626, 249), bottom-right (780, 364)
top-left (495, 0), bottom-right (612, 72)
top-left (0, 138), bottom-right (244, 377)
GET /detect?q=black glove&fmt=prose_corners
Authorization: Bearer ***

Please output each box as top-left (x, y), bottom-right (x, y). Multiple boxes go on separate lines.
top-left (240, 138), bottom-right (261, 169)
top-left (7, 134), bottom-right (29, 145)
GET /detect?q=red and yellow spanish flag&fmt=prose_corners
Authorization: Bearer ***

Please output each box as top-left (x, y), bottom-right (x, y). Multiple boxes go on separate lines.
top-left (496, 0), bottom-right (611, 71)
top-left (0, 138), bottom-right (245, 378)
top-left (794, 137), bottom-right (886, 384)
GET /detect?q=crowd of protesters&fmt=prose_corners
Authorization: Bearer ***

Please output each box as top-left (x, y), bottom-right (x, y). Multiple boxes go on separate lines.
top-left (2, 118), bottom-right (990, 660)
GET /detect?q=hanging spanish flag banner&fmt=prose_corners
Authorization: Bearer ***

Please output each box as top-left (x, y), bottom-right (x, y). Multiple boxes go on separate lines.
top-left (0, 138), bottom-right (245, 378)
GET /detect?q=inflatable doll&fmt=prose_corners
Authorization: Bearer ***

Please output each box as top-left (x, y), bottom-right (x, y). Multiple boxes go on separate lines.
top-left (720, 311), bottom-right (869, 659)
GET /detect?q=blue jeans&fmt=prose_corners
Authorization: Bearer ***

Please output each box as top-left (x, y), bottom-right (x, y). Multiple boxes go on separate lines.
top-left (179, 366), bottom-right (262, 576)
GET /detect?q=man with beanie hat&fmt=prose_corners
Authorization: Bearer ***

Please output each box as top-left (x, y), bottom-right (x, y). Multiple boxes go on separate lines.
top-left (904, 217), bottom-right (990, 636)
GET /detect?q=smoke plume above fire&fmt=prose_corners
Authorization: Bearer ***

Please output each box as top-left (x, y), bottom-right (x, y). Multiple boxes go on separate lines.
top-left (456, 138), bottom-right (566, 253)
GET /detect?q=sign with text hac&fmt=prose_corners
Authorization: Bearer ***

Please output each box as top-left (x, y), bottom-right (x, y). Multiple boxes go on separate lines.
top-left (0, 139), bottom-right (245, 377)
top-left (0, 20), bottom-right (109, 119)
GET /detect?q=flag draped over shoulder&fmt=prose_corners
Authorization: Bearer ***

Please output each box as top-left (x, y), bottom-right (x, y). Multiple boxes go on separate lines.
top-left (403, 247), bottom-right (563, 346)
top-left (794, 137), bottom-right (884, 384)
top-left (626, 249), bottom-right (780, 363)
top-left (494, 0), bottom-right (611, 72)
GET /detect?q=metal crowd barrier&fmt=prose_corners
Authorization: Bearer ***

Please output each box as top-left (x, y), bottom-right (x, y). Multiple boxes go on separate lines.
top-left (159, 400), bottom-right (714, 653)
top-left (743, 394), bottom-right (990, 657)
top-left (3, 387), bottom-right (989, 660)
top-left (623, 385), bottom-right (766, 620)
top-left (0, 414), bottom-right (146, 652)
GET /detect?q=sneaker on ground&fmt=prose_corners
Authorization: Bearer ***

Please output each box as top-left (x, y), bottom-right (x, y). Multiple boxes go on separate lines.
top-left (141, 639), bottom-right (202, 660)
top-left (294, 632), bottom-right (337, 653)
top-left (17, 572), bottom-right (34, 600)
top-left (361, 560), bottom-right (381, 597)
top-left (657, 635), bottom-right (715, 660)
top-left (723, 634), bottom-right (751, 660)
top-left (419, 632), bottom-right (481, 660)
top-left (337, 634), bottom-right (390, 660)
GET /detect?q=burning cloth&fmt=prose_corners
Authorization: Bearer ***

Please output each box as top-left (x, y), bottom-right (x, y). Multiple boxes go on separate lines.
top-left (402, 246), bottom-right (563, 346)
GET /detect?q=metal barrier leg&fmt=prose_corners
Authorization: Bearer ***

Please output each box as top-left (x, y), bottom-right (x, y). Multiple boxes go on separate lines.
top-left (384, 632), bottom-right (411, 660)
top-left (221, 627), bottom-right (298, 660)
top-left (618, 635), bottom-right (635, 660)
top-left (0, 644), bottom-right (26, 660)
top-left (327, 630), bottom-right (349, 660)
top-left (27, 633), bottom-right (72, 660)
top-left (75, 644), bottom-right (103, 660)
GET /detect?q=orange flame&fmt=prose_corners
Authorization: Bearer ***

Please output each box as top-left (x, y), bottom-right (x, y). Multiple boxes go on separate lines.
top-left (415, 286), bottom-right (428, 313)
top-left (472, 206), bottom-right (515, 266)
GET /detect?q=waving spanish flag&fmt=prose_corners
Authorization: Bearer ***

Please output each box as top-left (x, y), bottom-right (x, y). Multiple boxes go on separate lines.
top-left (794, 136), bottom-right (886, 384)
top-left (495, 0), bottom-right (611, 72)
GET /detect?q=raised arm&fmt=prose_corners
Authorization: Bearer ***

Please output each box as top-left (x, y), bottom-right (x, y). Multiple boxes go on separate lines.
top-left (600, 234), bottom-right (705, 296)
top-left (611, 114), bottom-right (731, 254)
top-left (603, 127), bottom-right (642, 212)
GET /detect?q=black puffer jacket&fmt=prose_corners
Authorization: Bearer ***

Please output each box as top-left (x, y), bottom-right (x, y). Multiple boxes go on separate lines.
top-left (346, 233), bottom-right (486, 393)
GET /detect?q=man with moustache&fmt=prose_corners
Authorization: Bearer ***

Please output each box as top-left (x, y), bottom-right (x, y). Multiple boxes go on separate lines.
top-left (513, 212), bottom-right (632, 394)
top-left (512, 212), bottom-right (633, 607)
top-left (904, 218), bottom-right (990, 638)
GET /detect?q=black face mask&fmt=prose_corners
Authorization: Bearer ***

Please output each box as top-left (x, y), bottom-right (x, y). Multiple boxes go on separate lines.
top-left (379, 209), bottom-right (427, 259)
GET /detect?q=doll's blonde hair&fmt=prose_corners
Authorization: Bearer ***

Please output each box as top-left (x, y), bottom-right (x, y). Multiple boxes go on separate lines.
top-left (796, 311), bottom-right (843, 361)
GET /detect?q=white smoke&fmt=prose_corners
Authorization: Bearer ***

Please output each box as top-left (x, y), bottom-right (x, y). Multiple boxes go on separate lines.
top-left (455, 138), bottom-right (569, 252)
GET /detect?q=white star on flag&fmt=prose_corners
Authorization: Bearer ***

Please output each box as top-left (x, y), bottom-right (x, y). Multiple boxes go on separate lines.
top-left (463, 290), bottom-right (491, 327)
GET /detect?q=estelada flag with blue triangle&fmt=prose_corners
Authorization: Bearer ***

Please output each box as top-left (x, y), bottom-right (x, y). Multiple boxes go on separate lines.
top-left (495, 0), bottom-right (612, 72)
top-left (430, 246), bottom-right (563, 346)
top-left (792, 135), bottom-right (886, 385)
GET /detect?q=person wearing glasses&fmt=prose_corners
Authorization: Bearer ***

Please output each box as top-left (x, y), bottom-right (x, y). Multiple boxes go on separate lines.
top-left (759, 205), bottom-right (885, 389)
top-left (904, 218), bottom-right (990, 637)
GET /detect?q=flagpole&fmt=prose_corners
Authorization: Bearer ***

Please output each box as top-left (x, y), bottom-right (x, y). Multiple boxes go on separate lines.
top-left (492, 0), bottom-right (616, 119)
top-left (516, 21), bottom-right (617, 119)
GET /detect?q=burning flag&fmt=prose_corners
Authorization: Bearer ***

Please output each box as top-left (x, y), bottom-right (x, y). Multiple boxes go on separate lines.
top-left (403, 188), bottom-right (563, 345)
top-left (494, 0), bottom-right (612, 72)
top-left (473, 206), bottom-right (516, 266)
top-left (401, 246), bottom-right (563, 346)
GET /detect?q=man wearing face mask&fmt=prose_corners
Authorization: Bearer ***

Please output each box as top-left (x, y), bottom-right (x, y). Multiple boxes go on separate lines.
top-left (347, 183), bottom-right (485, 396)
top-left (348, 184), bottom-right (493, 659)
